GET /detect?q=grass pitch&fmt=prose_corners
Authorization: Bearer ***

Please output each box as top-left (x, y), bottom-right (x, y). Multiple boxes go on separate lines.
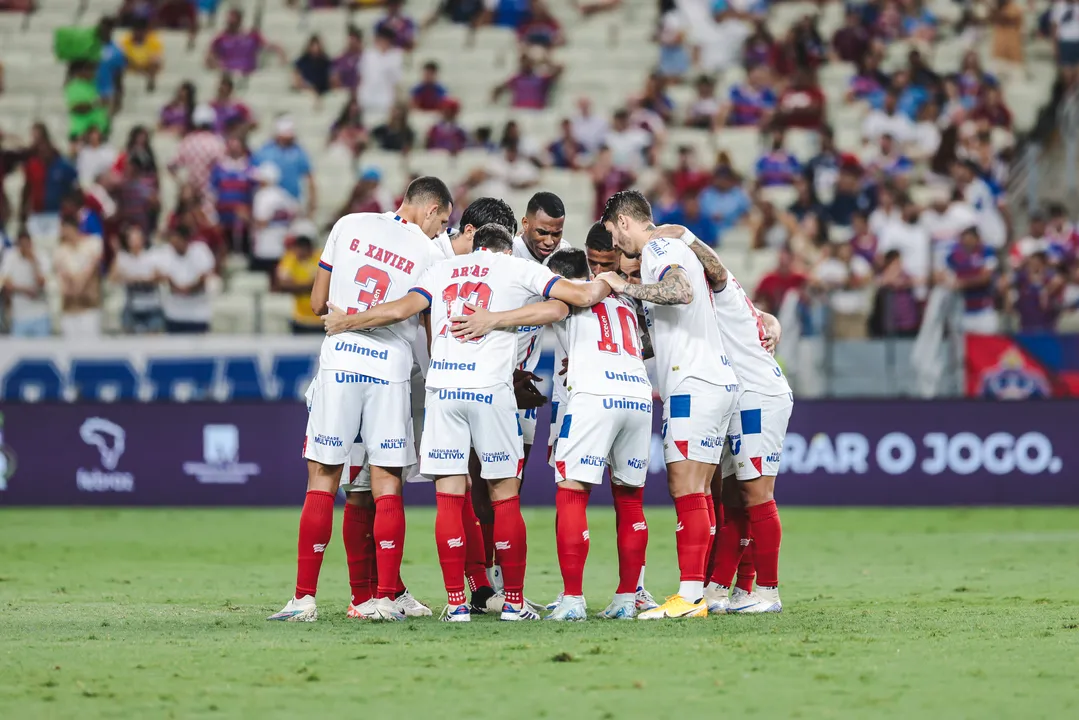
top-left (1, 507), bottom-right (1078, 719)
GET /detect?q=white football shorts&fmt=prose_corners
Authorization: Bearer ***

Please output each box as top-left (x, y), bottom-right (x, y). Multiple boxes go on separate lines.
top-left (419, 384), bottom-right (523, 480)
top-left (721, 390), bottom-right (794, 481)
top-left (304, 369), bottom-right (415, 468)
top-left (662, 377), bottom-right (739, 465)
top-left (340, 371), bottom-right (427, 492)
top-left (554, 393), bottom-right (653, 487)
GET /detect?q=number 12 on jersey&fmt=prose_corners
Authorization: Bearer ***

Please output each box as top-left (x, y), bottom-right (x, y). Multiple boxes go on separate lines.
top-left (591, 302), bottom-right (640, 358)
top-left (441, 281), bottom-right (493, 341)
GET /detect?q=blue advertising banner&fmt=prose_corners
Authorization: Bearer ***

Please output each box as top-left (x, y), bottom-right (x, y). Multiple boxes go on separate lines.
top-left (1, 400), bottom-right (1075, 506)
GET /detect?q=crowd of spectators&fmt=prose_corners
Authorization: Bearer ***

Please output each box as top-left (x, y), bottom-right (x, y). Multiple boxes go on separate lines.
top-left (0, 0), bottom-right (1078, 340)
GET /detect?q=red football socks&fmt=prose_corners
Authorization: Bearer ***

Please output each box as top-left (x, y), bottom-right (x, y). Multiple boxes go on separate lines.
top-left (711, 506), bottom-right (750, 588)
top-left (342, 502), bottom-right (375, 605)
top-left (373, 494), bottom-right (406, 599)
top-left (295, 490), bottom-right (335, 599)
top-left (735, 543), bottom-right (757, 592)
top-left (554, 487), bottom-right (590, 596)
top-left (480, 522), bottom-right (496, 569)
top-left (435, 493), bottom-right (467, 605)
top-left (673, 493), bottom-right (711, 582)
top-left (611, 484), bottom-right (648, 594)
top-left (462, 490), bottom-right (491, 592)
top-left (491, 496), bottom-right (527, 605)
top-left (704, 494), bottom-right (718, 582)
top-left (747, 500), bottom-right (781, 587)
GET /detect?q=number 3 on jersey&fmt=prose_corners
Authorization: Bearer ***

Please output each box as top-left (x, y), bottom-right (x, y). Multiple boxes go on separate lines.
top-left (441, 281), bottom-right (493, 341)
top-left (350, 265), bottom-right (392, 314)
top-left (591, 302), bottom-right (640, 358)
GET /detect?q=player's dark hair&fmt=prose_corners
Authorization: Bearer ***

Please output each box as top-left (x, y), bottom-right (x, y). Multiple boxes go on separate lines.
top-left (472, 223), bottom-right (514, 253)
top-left (460, 197), bottom-right (517, 235)
top-left (525, 191), bottom-right (565, 219)
top-left (403, 176), bottom-right (453, 210)
top-left (547, 248), bottom-right (590, 280)
top-left (601, 190), bottom-right (652, 225)
top-left (584, 222), bottom-right (613, 252)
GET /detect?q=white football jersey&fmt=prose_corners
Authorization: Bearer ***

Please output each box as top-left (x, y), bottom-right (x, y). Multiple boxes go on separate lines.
top-left (512, 234), bottom-right (572, 372)
top-left (712, 272), bottom-right (791, 396)
top-left (561, 292), bottom-right (652, 401)
top-left (411, 250), bottom-right (560, 391)
top-left (639, 237), bottom-right (738, 398)
top-left (319, 212), bottom-right (443, 382)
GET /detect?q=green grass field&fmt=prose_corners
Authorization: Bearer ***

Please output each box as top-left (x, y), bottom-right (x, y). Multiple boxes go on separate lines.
top-left (1, 507), bottom-right (1078, 719)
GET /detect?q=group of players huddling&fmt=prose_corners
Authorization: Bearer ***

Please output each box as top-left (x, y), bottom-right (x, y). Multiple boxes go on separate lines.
top-left (268, 176), bottom-right (793, 623)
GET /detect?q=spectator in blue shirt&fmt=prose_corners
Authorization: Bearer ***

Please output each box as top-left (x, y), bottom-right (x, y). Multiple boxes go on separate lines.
top-left (254, 116), bottom-right (316, 215)
top-left (890, 69), bottom-right (929, 119)
top-left (698, 168), bottom-right (752, 240)
top-left (666, 192), bottom-right (721, 246)
top-left (484, 0), bottom-right (532, 29)
top-left (95, 17), bottom-right (127, 114)
top-left (755, 133), bottom-right (802, 187)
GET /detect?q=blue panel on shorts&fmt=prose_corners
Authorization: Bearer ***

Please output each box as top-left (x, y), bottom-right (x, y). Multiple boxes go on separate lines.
top-left (740, 408), bottom-right (762, 435)
top-left (559, 414), bottom-right (572, 439)
top-left (668, 394), bottom-right (691, 418)
top-left (549, 401), bottom-right (559, 424)
top-left (516, 413), bottom-right (523, 437)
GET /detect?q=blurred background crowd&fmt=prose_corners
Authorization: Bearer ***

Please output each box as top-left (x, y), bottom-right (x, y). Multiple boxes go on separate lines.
top-left (0, 0), bottom-right (1077, 343)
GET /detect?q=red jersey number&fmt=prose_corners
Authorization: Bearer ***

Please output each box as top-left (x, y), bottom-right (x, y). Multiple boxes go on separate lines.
top-left (348, 265), bottom-right (392, 314)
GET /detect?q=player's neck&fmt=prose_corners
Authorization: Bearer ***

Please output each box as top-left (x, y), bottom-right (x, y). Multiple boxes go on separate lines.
top-left (395, 204), bottom-right (424, 226)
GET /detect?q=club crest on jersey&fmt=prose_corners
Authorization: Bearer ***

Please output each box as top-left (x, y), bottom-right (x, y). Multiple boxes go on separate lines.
top-left (728, 434), bottom-right (742, 455)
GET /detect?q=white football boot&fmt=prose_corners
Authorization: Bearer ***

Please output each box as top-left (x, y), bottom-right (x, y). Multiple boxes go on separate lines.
top-left (597, 593), bottom-right (636, 619)
top-left (703, 584), bottom-right (731, 615)
top-left (346, 598), bottom-right (379, 619)
top-left (439, 603), bottom-right (471, 622)
top-left (726, 586), bottom-right (759, 613)
top-left (267, 595), bottom-right (317, 622)
top-left (545, 595), bottom-right (587, 621)
top-left (499, 601), bottom-right (541, 621)
top-left (370, 596), bottom-right (407, 621)
top-left (735, 586), bottom-right (782, 613)
top-left (394, 590), bottom-right (433, 617)
top-left (635, 586), bottom-right (659, 611)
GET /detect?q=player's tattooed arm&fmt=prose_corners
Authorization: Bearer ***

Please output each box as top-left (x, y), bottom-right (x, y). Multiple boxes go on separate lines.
top-left (596, 268), bottom-right (693, 305)
top-left (687, 242), bottom-right (729, 293)
top-left (323, 294), bottom-right (430, 335)
top-left (450, 299), bottom-right (569, 341)
top-left (650, 223), bottom-right (728, 291)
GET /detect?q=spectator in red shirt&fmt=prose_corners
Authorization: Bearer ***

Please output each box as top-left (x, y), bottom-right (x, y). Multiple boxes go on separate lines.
top-left (492, 54), bottom-right (563, 110)
top-left (670, 145), bottom-right (710, 197)
top-left (971, 86), bottom-right (1013, 130)
top-left (775, 70), bottom-right (827, 130)
top-left (832, 6), bottom-right (871, 63)
top-left (754, 245), bottom-right (808, 314)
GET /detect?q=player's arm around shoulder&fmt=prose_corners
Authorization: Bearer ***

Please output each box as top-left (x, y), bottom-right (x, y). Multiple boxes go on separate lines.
top-left (596, 263), bottom-right (693, 306)
top-left (449, 298), bottom-right (570, 342)
top-left (323, 292), bottom-right (431, 335)
top-left (651, 223), bottom-right (728, 292)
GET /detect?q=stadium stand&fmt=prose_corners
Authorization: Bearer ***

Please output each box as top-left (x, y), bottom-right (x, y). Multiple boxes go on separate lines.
top-left (0, 0), bottom-right (1075, 351)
